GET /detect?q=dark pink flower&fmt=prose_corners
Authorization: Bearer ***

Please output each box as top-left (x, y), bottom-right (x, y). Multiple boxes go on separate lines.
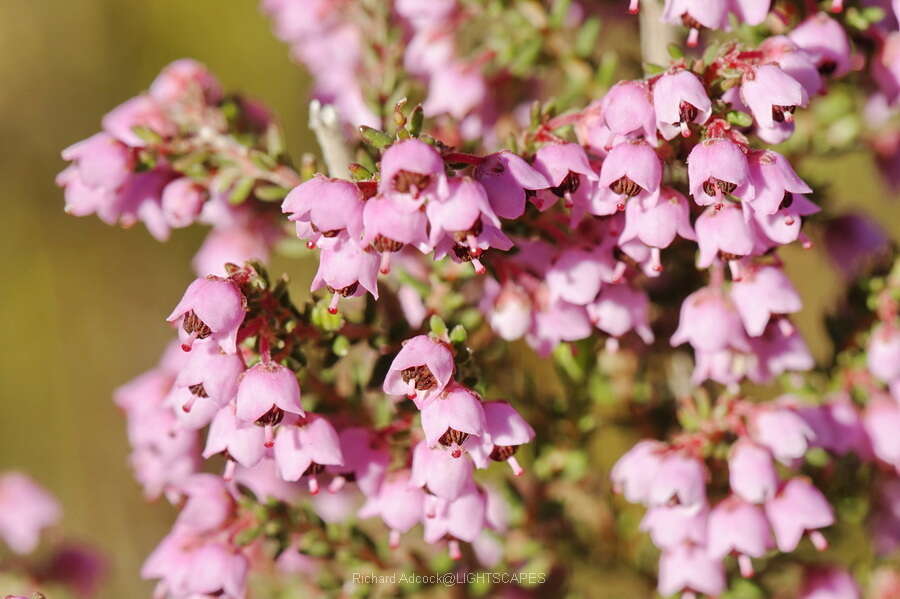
top-left (326, 427), bottom-right (390, 496)
top-left (741, 64), bottom-right (809, 131)
top-left (273, 414), bottom-right (344, 493)
top-left (383, 335), bottom-right (455, 405)
top-left (746, 150), bottom-right (812, 216)
top-left (358, 470), bottom-right (425, 547)
top-left (729, 438), bottom-right (779, 504)
top-left (102, 95), bottom-right (175, 148)
top-left (599, 80), bottom-right (657, 141)
top-left (310, 236), bottom-right (380, 311)
top-left (411, 441), bottom-right (475, 504)
top-left (170, 339), bottom-right (244, 429)
top-left (464, 401), bottom-right (535, 475)
top-left (658, 542), bottom-right (726, 597)
top-left (764, 478), bottom-right (834, 552)
top-left (730, 264), bottom-right (802, 336)
top-left (652, 70), bottom-right (712, 139)
top-left (420, 383), bottom-right (487, 455)
top-left (707, 496), bottom-right (774, 577)
top-left (687, 138), bottom-right (751, 206)
top-left (378, 139), bottom-right (447, 206)
top-left (789, 13), bottom-right (852, 78)
top-left (235, 362), bottom-right (304, 447)
top-left (282, 175), bottom-right (365, 248)
top-left (474, 151), bottom-right (549, 219)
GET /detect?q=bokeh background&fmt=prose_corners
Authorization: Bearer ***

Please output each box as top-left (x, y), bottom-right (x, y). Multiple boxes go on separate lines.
top-left (1, 1), bottom-right (899, 598)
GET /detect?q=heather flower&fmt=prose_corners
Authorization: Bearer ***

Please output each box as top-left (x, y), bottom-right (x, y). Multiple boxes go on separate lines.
top-left (532, 143), bottom-right (599, 213)
top-left (383, 334), bottom-right (455, 405)
top-left (0, 473), bottom-right (61, 555)
top-left (480, 278), bottom-right (533, 341)
top-left (235, 362), bottom-right (304, 446)
top-left (174, 473), bottom-right (234, 533)
top-left (750, 404), bottom-right (816, 464)
top-left (311, 235), bottom-right (380, 311)
top-left (706, 496), bottom-right (774, 577)
top-left (546, 246), bottom-right (624, 305)
top-left (748, 320), bottom-right (815, 381)
top-left (170, 339), bottom-right (244, 429)
top-left (192, 225), bottom-right (274, 277)
top-left (663, 0), bottom-right (729, 46)
top-left (203, 403), bottom-right (267, 479)
top-left (789, 13), bottom-right (853, 78)
top-left (765, 478), bottom-right (834, 552)
top-left (149, 58), bottom-right (222, 104)
top-left (730, 264), bottom-right (802, 336)
top-left (687, 138), bottom-right (751, 206)
top-left (618, 187), bottom-right (696, 271)
top-left (102, 94), bottom-right (174, 148)
top-left (740, 64), bottom-right (809, 131)
top-left (474, 151), bottom-right (549, 219)
top-left (273, 414), bottom-right (344, 493)
top-left (598, 80), bottom-right (657, 141)
top-left (640, 503), bottom-right (709, 549)
top-left (695, 203), bottom-right (756, 272)
top-left (527, 299), bottom-right (593, 355)
top-left (358, 470), bottom-right (425, 548)
top-left (326, 427), bottom-right (390, 496)
top-left (420, 383), bottom-right (487, 456)
top-left (760, 36), bottom-right (824, 97)
top-left (142, 529), bottom-right (248, 599)
top-left (593, 140), bottom-right (662, 214)
top-left (749, 193), bottom-right (820, 249)
top-left (422, 62), bottom-right (486, 120)
top-left (729, 438), bottom-right (779, 503)
top-left (161, 177), bottom-right (206, 228)
top-left (423, 485), bottom-right (487, 559)
top-left (652, 70), bottom-right (712, 139)
top-left (587, 283), bottom-right (655, 345)
top-left (378, 139), bottom-right (447, 206)
top-left (746, 150), bottom-right (813, 216)
top-left (167, 276), bottom-right (246, 353)
top-left (463, 400), bottom-right (535, 475)
top-left (649, 452), bottom-right (708, 510)
top-left (362, 195), bottom-right (430, 273)
top-left (58, 133), bottom-right (133, 218)
top-left (800, 566), bottom-right (861, 599)
top-left (658, 542), bottom-right (726, 597)
top-left (729, 0), bottom-right (772, 25)
top-left (864, 398), bottom-right (900, 468)
top-left (411, 441), bottom-right (475, 505)
top-left (282, 175), bottom-right (365, 248)
top-left (611, 440), bottom-right (666, 504)
top-left (868, 324), bottom-right (900, 384)
top-left (672, 286), bottom-right (750, 353)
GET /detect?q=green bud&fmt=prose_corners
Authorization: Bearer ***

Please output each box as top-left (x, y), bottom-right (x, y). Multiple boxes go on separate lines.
top-left (228, 177), bottom-right (255, 205)
top-left (726, 110), bottom-right (753, 127)
top-left (429, 315), bottom-right (448, 338)
top-left (255, 185), bottom-right (289, 201)
top-left (449, 324), bottom-right (468, 344)
top-left (359, 125), bottom-right (394, 149)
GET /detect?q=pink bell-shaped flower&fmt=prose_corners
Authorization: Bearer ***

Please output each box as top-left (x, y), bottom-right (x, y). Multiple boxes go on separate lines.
top-left (203, 403), bottom-right (266, 479)
top-left (326, 427), bottom-right (390, 496)
top-left (640, 503), bottom-right (709, 549)
top-left (760, 35), bottom-right (824, 98)
top-left (174, 473), bottom-right (234, 534)
top-left (378, 139), bottom-right (448, 206)
top-left (423, 484), bottom-right (487, 559)
top-left (706, 495), bottom-right (774, 577)
top-left (273, 414), bottom-right (344, 494)
top-left (411, 441), bottom-right (475, 507)
top-left (652, 70), bottom-right (712, 139)
top-left (463, 401), bottom-right (535, 475)
top-left (868, 324), bottom-right (900, 384)
top-left (687, 138), bottom-right (751, 206)
top-left (618, 187), bottom-right (695, 272)
top-left (649, 451), bottom-right (708, 510)
top-left (102, 94), bottom-right (175, 148)
top-left (170, 339), bottom-right (244, 429)
top-left (310, 235), bottom-right (380, 312)
top-left (594, 139), bottom-right (662, 214)
top-left (161, 177), bottom-right (206, 229)
top-left (420, 382), bottom-right (487, 455)
top-left (729, 0), bottom-right (772, 25)
top-left (149, 58), bottom-right (222, 104)
top-left (658, 542), bottom-right (726, 598)
top-left (358, 470), bottom-right (425, 548)
top-left (546, 246), bottom-right (624, 306)
top-left (695, 203), bottom-right (756, 274)
top-left (474, 151), bottom-right (549, 219)
top-left (235, 362), bottom-right (304, 446)
top-left (729, 438), bottom-right (779, 504)
top-left (663, 0), bottom-right (729, 46)
top-left (672, 285), bottom-right (750, 353)
top-left (167, 276), bottom-right (246, 353)
top-left (611, 440), bottom-right (666, 504)
top-left (599, 80), bottom-right (657, 141)
top-left (383, 334), bottom-right (455, 405)
top-left (587, 283), bottom-right (655, 345)
top-left (282, 174), bottom-right (364, 248)
top-left (362, 195), bottom-right (430, 274)
top-left (764, 478), bottom-right (834, 552)
top-left (746, 150), bottom-right (812, 216)
top-left (730, 264), bottom-right (803, 337)
top-left (799, 566), bottom-right (861, 599)
top-left (750, 404), bottom-right (816, 464)
top-left (789, 13), bottom-right (852, 78)
top-left (532, 142), bottom-right (600, 211)
top-left (0, 473), bottom-right (61, 555)
top-left (740, 64), bottom-right (809, 131)
top-left (864, 397), bottom-right (900, 469)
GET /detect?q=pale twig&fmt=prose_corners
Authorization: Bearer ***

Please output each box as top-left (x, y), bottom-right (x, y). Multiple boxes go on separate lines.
top-left (308, 100), bottom-right (353, 179)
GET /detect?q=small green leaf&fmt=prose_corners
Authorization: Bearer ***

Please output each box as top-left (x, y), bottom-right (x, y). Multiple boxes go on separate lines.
top-left (642, 62), bottom-right (666, 75)
top-left (255, 185), bottom-right (289, 201)
top-left (249, 149), bottom-right (277, 171)
top-left (726, 110), bottom-right (753, 127)
top-left (429, 315), bottom-right (448, 338)
top-left (449, 324), bottom-right (468, 344)
top-left (332, 335), bottom-right (350, 357)
top-left (131, 125), bottom-right (162, 145)
top-left (359, 125), bottom-right (393, 149)
top-left (348, 163), bottom-right (373, 181)
top-left (574, 17), bottom-right (601, 58)
top-left (407, 105), bottom-right (424, 137)
top-left (229, 177), bottom-right (255, 205)
top-left (667, 43), bottom-right (684, 59)
top-left (234, 526), bottom-right (262, 546)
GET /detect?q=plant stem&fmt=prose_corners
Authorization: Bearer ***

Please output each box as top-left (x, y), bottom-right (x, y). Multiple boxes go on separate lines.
top-left (308, 100), bottom-right (353, 179)
top-left (639, 0), bottom-right (678, 72)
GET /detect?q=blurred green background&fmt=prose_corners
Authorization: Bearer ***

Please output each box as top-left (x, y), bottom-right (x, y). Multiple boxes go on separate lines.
top-left (0, 1), bottom-right (312, 596)
top-left (1, 1), bottom-right (899, 598)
